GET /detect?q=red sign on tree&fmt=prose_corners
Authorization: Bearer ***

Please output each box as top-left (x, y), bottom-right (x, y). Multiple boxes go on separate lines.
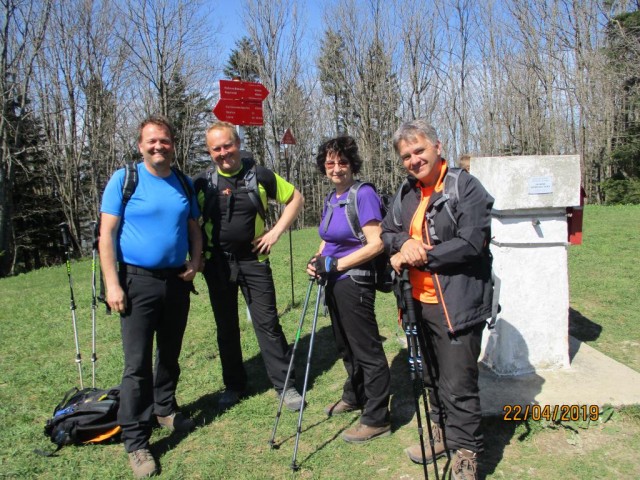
top-left (281, 128), bottom-right (296, 145)
top-left (213, 79), bottom-right (269, 126)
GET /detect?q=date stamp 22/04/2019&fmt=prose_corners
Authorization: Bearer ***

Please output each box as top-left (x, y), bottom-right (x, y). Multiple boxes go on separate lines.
top-left (503, 404), bottom-right (600, 422)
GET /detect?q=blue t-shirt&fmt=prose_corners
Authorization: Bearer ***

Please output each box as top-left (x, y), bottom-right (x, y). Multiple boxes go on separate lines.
top-left (101, 162), bottom-right (200, 269)
top-left (319, 183), bottom-right (383, 260)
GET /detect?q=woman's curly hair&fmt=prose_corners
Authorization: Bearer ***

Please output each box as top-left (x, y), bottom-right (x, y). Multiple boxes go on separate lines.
top-left (315, 135), bottom-right (362, 175)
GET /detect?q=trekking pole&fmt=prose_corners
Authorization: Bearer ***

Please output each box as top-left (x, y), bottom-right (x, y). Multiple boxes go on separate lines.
top-left (291, 279), bottom-right (324, 471)
top-left (268, 278), bottom-right (315, 449)
top-left (414, 292), bottom-right (451, 480)
top-left (94, 219), bottom-right (110, 315)
top-left (90, 221), bottom-right (99, 388)
top-left (397, 269), bottom-right (439, 480)
top-left (59, 222), bottom-right (84, 389)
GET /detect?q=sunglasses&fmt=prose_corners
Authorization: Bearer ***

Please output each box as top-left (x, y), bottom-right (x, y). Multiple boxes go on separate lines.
top-left (324, 159), bottom-right (350, 168)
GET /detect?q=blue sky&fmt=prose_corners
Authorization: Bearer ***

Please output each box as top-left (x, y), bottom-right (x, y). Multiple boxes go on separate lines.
top-left (209, 0), bottom-right (325, 68)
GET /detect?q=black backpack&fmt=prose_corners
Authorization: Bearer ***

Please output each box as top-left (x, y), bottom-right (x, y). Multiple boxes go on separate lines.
top-left (322, 181), bottom-right (394, 293)
top-left (121, 161), bottom-right (194, 209)
top-left (37, 387), bottom-right (121, 456)
top-left (389, 167), bottom-right (463, 232)
top-left (200, 157), bottom-right (266, 223)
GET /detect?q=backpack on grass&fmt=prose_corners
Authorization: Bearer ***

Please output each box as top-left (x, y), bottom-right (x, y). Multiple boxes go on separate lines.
top-left (37, 386), bottom-right (121, 456)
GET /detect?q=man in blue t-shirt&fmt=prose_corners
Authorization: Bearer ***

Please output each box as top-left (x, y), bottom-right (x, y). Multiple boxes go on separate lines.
top-left (100, 116), bottom-right (201, 479)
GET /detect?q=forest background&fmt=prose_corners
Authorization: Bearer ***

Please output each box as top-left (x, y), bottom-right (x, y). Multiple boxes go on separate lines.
top-left (1, 0), bottom-right (640, 277)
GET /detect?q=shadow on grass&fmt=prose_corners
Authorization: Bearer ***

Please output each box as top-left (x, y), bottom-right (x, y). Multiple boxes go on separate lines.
top-left (153, 325), bottom-right (339, 457)
top-left (294, 416), bottom-right (359, 467)
top-left (479, 416), bottom-right (528, 479)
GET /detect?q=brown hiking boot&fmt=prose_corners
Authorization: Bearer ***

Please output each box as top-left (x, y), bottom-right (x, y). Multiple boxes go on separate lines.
top-left (156, 412), bottom-right (195, 433)
top-left (128, 448), bottom-right (157, 478)
top-left (451, 448), bottom-right (478, 480)
top-left (341, 422), bottom-right (391, 443)
top-left (405, 423), bottom-right (449, 464)
top-left (324, 399), bottom-right (360, 416)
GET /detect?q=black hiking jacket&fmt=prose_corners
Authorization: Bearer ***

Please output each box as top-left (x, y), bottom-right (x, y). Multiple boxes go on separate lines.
top-left (381, 166), bottom-right (495, 333)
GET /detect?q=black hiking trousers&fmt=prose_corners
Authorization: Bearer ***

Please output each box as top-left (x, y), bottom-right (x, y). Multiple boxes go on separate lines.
top-left (118, 267), bottom-right (191, 453)
top-left (203, 255), bottom-right (295, 393)
top-left (325, 276), bottom-right (391, 427)
top-left (416, 300), bottom-right (485, 454)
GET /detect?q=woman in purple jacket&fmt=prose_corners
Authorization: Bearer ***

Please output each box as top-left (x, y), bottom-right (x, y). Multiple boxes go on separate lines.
top-left (307, 136), bottom-right (391, 443)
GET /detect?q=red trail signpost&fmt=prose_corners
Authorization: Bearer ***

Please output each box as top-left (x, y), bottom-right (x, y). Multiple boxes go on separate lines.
top-left (213, 99), bottom-right (264, 126)
top-left (213, 79), bottom-right (269, 126)
top-left (219, 80), bottom-right (269, 102)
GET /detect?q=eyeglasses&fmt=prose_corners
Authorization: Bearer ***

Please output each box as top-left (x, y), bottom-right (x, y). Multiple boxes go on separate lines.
top-left (324, 159), bottom-right (350, 168)
top-left (209, 142), bottom-right (236, 153)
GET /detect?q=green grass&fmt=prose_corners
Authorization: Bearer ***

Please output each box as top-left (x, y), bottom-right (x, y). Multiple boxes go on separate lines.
top-left (1, 206), bottom-right (639, 479)
top-left (568, 205), bottom-right (640, 372)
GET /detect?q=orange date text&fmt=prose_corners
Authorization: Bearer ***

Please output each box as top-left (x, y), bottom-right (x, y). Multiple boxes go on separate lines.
top-left (502, 404), bottom-right (600, 422)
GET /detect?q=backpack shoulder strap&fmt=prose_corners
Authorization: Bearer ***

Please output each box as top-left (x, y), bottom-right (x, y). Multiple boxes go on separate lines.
top-left (200, 165), bottom-right (219, 224)
top-left (241, 158), bottom-right (266, 221)
top-left (206, 165), bottom-right (218, 191)
top-left (345, 180), bottom-right (375, 245)
top-left (320, 187), bottom-right (337, 234)
top-left (391, 178), bottom-right (412, 228)
top-left (442, 167), bottom-right (462, 227)
top-left (321, 188), bottom-right (334, 218)
top-left (121, 161), bottom-right (138, 206)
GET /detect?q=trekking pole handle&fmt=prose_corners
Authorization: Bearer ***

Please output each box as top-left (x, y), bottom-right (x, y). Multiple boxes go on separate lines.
top-left (400, 269), bottom-right (419, 328)
top-left (59, 223), bottom-right (71, 249)
top-left (91, 220), bottom-right (99, 250)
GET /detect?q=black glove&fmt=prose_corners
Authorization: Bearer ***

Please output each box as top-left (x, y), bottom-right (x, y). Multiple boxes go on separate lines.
top-left (307, 255), bottom-right (317, 270)
top-left (314, 255), bottom-right (338, 277)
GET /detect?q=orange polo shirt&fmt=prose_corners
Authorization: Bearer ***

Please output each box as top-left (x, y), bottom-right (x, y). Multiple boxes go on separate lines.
top-left (409, 162), bottom-right (448, 303)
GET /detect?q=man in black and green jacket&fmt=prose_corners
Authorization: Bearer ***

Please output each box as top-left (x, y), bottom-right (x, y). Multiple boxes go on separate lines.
top-left (194, 121), bottom-right (304, 411)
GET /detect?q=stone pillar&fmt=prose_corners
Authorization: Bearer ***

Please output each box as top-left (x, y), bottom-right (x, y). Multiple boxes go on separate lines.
top-left (471, 155), bottom-right (581, 375)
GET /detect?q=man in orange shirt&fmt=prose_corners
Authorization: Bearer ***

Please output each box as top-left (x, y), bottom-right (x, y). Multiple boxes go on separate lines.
top-left (381, 119), bottom-right (494, 480)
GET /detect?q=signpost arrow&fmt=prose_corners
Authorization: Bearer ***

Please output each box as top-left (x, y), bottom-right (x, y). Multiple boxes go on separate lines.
top-left (213, 98), bottom-right (264, 126)
top-left (220, 79), bottom-right (269, 102)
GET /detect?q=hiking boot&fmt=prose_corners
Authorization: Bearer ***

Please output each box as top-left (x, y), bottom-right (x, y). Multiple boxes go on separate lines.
top-left (128, 448), bottom-right (157, 478)
top-left (217, 389), bottom-right (244, 410)
top-left (451, 448), bottom-right (478, 480)
top-left (280, 387), bottom-right (304, 411)
top-left (405, 423), bottom-right (449, 465)
top-left (156, 412), bottom-right (195, 433)
top-left (341, 422), bottom-right (391, 443)
top-left (324, 399), bottom-right (360, 416)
